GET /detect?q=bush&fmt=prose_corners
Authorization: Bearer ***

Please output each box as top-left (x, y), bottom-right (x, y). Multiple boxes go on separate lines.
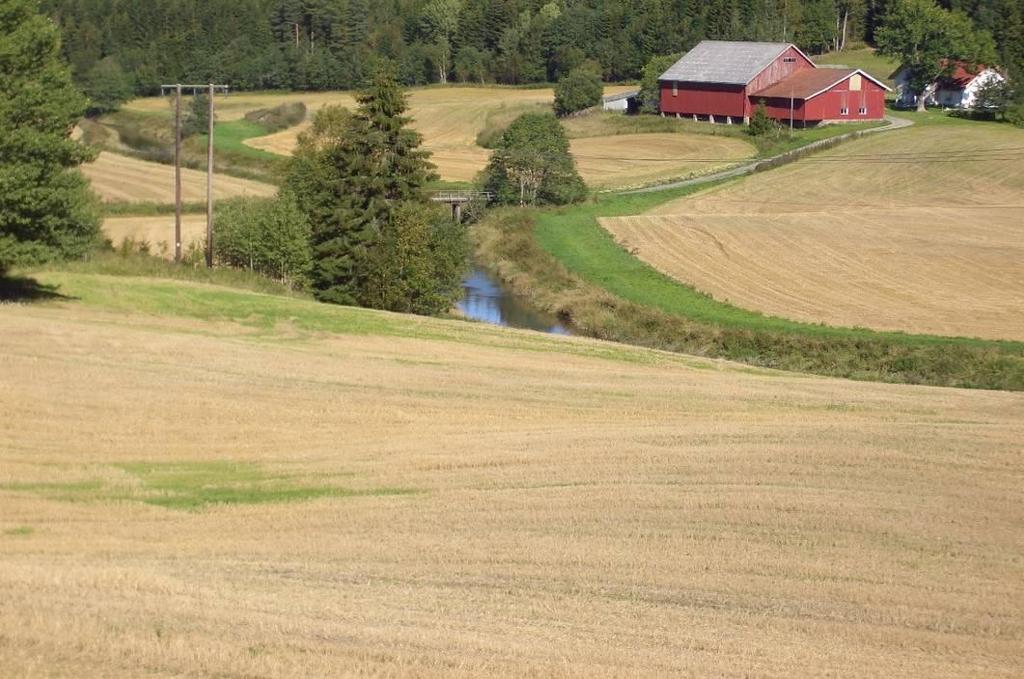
top-left (213, 195), bottom-right (312, 289)
top-left (362, 202), bottom-right (470, 315)
top-left (481, 112), bottom-right (587, 206)
top-left (747, 101), bottom-right (776, 137)
top-left (553, 67), bottom-right (603, 117)
top-left (244, 102), bottom-right (307, 132)
top-left (183, 94), bottom-right (212, 137)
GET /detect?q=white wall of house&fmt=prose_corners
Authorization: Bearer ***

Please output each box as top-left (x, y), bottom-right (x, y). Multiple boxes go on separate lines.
top-left (895, 67), bottom-right (1005, 109)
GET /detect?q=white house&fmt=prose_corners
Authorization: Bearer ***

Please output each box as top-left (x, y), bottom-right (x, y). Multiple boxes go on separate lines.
top-left (893, 62), bottom-right (1006, 109)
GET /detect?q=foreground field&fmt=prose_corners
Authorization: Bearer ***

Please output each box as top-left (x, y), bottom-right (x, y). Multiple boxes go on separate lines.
top-left (602, 118), bottom-right (1024, 340)
top-left (123, 86), bottom-right (751, 186)
top-left (82, 152), bottom-right (277, 203)
top-left (1, 272), bottom-right (1023, 676)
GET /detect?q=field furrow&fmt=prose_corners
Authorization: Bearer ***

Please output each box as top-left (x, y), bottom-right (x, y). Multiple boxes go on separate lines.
top-left (82, 152), bottom-right (277, 204)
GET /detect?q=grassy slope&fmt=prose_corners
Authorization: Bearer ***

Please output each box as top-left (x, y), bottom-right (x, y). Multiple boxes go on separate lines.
top-left (473, 112), bottom-right (1024, 390)
top-left (815, 47), bottom-right (901, 86)
top-left (534, 185), bottom-right (1017, 347)
top-left (2, 267), bottom-right (1023, 676)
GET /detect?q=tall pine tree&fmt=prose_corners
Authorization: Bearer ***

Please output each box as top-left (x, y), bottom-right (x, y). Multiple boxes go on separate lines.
top-left (1, 0), bottom-right (100, 272)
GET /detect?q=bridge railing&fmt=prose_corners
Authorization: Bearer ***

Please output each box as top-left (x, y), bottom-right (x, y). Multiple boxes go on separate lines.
top-left (431, 191), bottom-right (494, 204)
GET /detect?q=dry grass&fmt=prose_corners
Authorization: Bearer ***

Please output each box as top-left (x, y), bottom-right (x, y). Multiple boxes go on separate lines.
top-left (82, 152), bottom-right (277, 203)
top-left (602, 122), bottom-right (1024, 340)
top-left (571, 133), bottom-right (751, 189)
top-left (1, 274), bottom-right (1023, 676)
top-left (102, 215), bottom-right (207, 253)
top-left (132, 86), bottom-right (744, 185)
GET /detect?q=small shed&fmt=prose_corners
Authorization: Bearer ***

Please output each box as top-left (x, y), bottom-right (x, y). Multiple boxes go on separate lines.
top-left (602, 90), bottom-right (640, 113)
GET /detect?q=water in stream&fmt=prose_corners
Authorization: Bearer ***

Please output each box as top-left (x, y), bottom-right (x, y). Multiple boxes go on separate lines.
top-left (458, 268), bottom-right (570, 335)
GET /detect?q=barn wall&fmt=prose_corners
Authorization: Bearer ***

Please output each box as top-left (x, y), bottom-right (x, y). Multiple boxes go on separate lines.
top-left (759, 77), bottom-right (886, 122)
top-left (660, 82), bottom-right (747, 118)
top-left (804, 78), bottom-right (887, 121)
top-left (743, 46), bottom-right (815, 117)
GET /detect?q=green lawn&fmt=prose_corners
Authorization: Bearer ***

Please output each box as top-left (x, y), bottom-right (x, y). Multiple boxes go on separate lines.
top-left (815, 47), bottom-right (901, 86)
top-left (207, 120), bottom-right (283, 161)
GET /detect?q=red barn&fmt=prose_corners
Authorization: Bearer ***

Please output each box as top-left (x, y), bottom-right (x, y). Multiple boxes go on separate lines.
top-left (659, 41), bottom-right (890, 125)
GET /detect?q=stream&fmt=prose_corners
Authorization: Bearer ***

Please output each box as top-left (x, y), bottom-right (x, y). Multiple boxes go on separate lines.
top-left (458, 268), bottom-right (570, 335)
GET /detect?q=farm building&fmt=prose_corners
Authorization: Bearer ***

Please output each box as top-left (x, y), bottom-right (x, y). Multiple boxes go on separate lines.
top-left (893, 62), bottom-right (1005, 109)
top-left (659, 40), bottom-right (890, 125)
top-left (602, 90), bottom-right (640, 113)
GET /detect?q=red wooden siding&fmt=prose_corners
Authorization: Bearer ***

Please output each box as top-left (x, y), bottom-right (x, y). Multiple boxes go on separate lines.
top-left (761, 76), bottom-right (887, 122)
top-left (660, 82), bottom-right (746, 117)
top-left (742, 46), bottom-right (815, 118)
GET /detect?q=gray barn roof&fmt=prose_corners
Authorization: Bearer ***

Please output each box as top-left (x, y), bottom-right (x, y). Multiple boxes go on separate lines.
top-left (659, 41), bottom-right (797, 85)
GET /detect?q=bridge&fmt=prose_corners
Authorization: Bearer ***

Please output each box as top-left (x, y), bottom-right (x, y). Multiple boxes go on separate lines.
top-left (431, 191), bottom-right (493, 221)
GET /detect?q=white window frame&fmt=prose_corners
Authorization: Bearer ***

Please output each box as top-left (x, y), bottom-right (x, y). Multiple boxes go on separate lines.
top-left (840, 106), bottom-right (849, 115)
top-left (858, 106), bottom-right (867, 115)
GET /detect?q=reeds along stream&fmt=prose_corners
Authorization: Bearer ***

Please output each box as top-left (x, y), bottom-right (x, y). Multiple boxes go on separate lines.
top-left (458, 268), bottom-right (570, 335)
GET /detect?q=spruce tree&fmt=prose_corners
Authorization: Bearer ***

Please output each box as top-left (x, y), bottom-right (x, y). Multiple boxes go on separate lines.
top-left (0, 0), bottom-right (100, 272)
top-left (285, 66), bottom-right (439, 306)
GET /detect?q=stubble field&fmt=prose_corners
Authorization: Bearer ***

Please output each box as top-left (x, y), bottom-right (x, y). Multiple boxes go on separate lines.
top-left (82, 152), bottom-right (277, 204)
top-left (125, 86), bottom-right (753, 186)
top-left (1, 272), bottom-right (1022, 676)
top-left (602, 120), bottom-right (1024, 340)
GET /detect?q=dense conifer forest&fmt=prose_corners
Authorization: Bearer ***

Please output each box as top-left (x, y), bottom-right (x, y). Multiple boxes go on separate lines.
top-left (43, 0), bottom-right (1023, 95)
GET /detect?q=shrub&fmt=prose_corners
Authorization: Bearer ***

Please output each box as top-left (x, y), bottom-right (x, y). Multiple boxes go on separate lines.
top-left (244, 102), bottom-right (307, 132)
top-left (213, 195), bottom-right (312, 289)
top-left (362, 202), bottom-right (470, 315)
top-left (747, 101), bottom-right (776, 137)
top-left (553, 67), bottom-right (603, 117)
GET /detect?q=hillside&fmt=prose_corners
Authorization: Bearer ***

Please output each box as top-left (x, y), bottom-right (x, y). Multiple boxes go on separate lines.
top-left (2, 271), bottom-right (1022, 676)
top-left (601, 117), bottom-right (1024, 340)
top-left (121, 87), bottom-right (754, 187)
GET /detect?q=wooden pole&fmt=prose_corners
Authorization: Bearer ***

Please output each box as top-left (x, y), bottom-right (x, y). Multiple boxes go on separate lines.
top-left (174, 84), bottom-right (182, 263)
top-left (790, 88), bottom-right (795, 132)
top-left (206, 83), bottom-right (214, 268)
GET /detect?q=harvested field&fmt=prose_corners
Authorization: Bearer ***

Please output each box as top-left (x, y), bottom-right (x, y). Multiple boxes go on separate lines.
top-left (103, 215), bottom-right (207, 252)
top-left (2, 273), bottom-right (1023, 676)
top-left (138, 86), bottom-right (748, 184)
top-left (571, 133), bottom-right (752, 189)
top-left (603, 121), bottom-right (1024, 340)
top-left (83, 152), bottom-right (277, 203)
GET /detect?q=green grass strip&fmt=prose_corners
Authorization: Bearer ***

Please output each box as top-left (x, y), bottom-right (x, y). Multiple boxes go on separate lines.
top-left (534, 184), bottom-right (1021, 350)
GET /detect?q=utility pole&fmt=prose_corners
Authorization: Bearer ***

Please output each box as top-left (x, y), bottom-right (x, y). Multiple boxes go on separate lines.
top-left (174, 84), bottom-right (182, 262)
top-left (790, 87), bottom-right (795, 132)
top-left (161, 83), bottom-right (229, 267)
top-left (206, 83), bottom-right (216, 268)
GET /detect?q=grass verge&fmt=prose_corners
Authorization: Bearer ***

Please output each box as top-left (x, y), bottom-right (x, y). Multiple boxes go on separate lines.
top-left (473, 197), bottom-right (1024, 390)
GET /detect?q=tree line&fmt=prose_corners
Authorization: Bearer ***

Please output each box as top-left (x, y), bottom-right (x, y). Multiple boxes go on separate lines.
top-left (43, 0), bottom-right (1023, 103)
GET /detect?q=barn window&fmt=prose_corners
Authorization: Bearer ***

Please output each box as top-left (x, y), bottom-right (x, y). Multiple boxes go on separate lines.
top-left (783, 57), bottom-right (797, 63)
top-left (850, 74), bottom-right (862, 91)
top-left (672, 81), bottom-right (678, 97)
top-left (840, 107), bottom-right (849, 115)
top-left (858, 106), bottom-right (867, 115)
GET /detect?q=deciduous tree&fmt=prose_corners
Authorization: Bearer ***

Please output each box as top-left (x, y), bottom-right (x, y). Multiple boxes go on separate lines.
top-left (877, 0), bottom-right (996, 110)
top-left (482, 112), bottom-right (586, 206)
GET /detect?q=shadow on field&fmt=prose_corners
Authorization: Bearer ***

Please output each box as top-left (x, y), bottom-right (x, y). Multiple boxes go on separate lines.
top-left (0, 276), bottom-right (73, 303)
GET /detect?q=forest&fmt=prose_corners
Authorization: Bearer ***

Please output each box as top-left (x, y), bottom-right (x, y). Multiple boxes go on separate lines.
top-left (43, 0), bottom-right (1024, 97)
